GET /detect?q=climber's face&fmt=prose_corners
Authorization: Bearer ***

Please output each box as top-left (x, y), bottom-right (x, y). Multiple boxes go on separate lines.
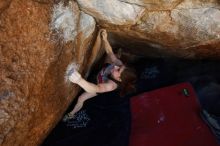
top-left (111, 65), bottom-right (125, 81)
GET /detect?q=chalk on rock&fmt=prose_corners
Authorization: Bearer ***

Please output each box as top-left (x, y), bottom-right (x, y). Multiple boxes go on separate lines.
top-left (51, 1), bottom-right (78, 42)
top-left (65, 62), bottom-right (80, 83)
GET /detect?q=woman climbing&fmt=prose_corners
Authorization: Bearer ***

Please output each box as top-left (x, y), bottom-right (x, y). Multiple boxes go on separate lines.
top-left (63, 29), bottom-right (137, 121)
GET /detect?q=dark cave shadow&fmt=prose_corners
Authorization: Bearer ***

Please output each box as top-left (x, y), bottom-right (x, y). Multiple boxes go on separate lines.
top-left (42, 56), bottom-right (220, 146)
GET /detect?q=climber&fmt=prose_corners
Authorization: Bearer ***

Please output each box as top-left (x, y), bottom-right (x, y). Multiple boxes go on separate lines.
top-left (63, 29), bottom-right (137, 121)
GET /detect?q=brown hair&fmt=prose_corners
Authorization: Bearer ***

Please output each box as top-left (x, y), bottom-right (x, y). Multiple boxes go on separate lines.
top-left (119, 67), bottom-right (137, 97)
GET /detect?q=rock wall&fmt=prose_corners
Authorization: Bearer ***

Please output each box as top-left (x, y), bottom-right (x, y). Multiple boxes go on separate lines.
top-left (0, 0), bottom-right (220, 146)
top-left (88, 0), bottom-right (220, 58)
top-left (0, 0), bottom-right (98, 146)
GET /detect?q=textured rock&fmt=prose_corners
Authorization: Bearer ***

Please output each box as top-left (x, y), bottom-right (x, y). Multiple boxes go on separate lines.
top-left (134, 4), bottom-right (220, 49)
top-left (51, 1), bottom-right (79, 42)
top-left (74, 11), bottom-right (96, 68)
top-left (1, 0), bottom-right (220, 146)
top-left (0, 0), bottom-right (12, 15)
top-left (119, 0), bottom-right (182, 10)
top-left (172, 0), bottom-right (220, 47)
top-left (0, 0), bottom-right (97, 146)
top-left (97, 0), bottom-right (220, 58)
top-left (79, 12), bottom-right (96, 38)
top-left (188, 40), bottom-right (220, 59)
top-left (76, 0), bottom-right (145, 25)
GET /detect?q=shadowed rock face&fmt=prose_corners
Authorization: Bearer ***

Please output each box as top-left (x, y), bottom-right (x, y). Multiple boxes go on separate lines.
top-left (0, 0), bottom-right (219, 146)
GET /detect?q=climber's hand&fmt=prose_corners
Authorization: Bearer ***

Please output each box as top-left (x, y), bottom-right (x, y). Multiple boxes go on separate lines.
top-left (69, 70), bottom-right (82, 84)
top-left (101, 29), bottom-right (108, 41)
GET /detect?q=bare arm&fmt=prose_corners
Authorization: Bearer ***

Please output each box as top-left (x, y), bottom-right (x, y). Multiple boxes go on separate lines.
top-left (91, 29), bottom-right (102, 54)
top-left (69, 71), bottom-right (117, 93)
top-left (101, 30), bottom-right (123, 66)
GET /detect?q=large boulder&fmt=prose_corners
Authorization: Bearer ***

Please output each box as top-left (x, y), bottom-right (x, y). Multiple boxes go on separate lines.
top-left (0, 0), bottom-right (220, 146)
top-left (77, 0), bottom-right (220, 58)
top-left (76, 0), bottom-right (145, 25)
top-left (0, 0), bottom-right (97, 145)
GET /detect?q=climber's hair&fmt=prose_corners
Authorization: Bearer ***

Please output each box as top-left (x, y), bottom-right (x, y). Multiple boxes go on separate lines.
top-left (119, 66), bottom-right (137, 97)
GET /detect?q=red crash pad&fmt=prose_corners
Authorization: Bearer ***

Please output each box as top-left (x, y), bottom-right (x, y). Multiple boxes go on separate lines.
top-left (130, 82), bottom-right (219, 146)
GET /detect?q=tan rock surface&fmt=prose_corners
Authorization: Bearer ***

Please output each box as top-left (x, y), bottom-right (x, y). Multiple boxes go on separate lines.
top-left (0, 0), bottom-right (97, 146)
top-left (0, 0), bottom-right (220, 146)
top-left (119, 0), bottom-right (182, 10)
top-left (76, 0), bottom-right (145, 25)
top-left (95, 0), bottom-right (220, 58)
top-left (0, 0), bottom-right (12, 15)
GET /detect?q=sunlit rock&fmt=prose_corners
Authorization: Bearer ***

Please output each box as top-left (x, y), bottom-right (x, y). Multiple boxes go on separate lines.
top-left (0, 0), bottom-right (97, 146)
top-left (118, 0), bottom-right (182, 10)
top-left (79, 12), bottom-right (96, 39)
top-left (76, 0), bottom-right (145, 25)
top-left (0, 0), bottom-right (220, 146)
top-left (75, 11), bottom-right (96, 65)
top-left (103, 0), bottom-right (220, 58)
top-left (51, 1), bottom-right (79, 42)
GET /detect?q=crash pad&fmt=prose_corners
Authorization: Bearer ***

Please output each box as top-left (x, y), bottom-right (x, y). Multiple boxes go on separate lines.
top-left (130, 82), bottom-right (219, 146)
